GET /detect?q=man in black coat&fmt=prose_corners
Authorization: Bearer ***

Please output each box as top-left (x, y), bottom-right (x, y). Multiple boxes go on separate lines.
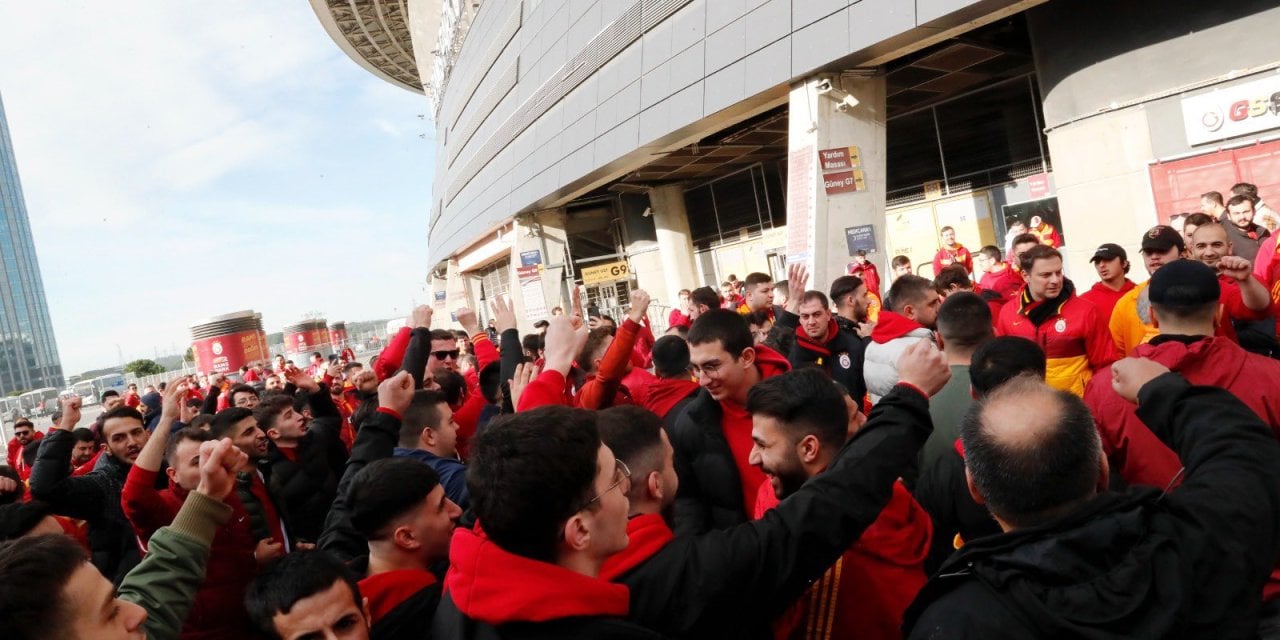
top-left (905, 361), bottom-right (1280, 639)
top-left (775, 289), bottom-right (868, 403)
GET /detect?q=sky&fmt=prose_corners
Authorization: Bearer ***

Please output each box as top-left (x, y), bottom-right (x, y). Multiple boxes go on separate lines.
top-left (0, 2), bottom-right (435, 376)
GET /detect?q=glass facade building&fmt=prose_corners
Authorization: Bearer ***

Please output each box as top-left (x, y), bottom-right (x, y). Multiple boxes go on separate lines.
top-left (0, 92), bottom-right (62, 394)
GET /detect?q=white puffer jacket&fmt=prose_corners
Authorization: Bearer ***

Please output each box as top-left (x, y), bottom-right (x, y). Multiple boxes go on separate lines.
top-left (864, 328), bottom-right (934, 404)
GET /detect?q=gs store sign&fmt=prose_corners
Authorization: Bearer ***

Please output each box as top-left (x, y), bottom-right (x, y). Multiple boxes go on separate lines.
top-left (1182, 74), bottom-right (1280, 146)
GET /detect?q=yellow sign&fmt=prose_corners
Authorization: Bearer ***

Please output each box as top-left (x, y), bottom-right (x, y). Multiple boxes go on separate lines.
top-left (580, 260), bottom-right (630, 285)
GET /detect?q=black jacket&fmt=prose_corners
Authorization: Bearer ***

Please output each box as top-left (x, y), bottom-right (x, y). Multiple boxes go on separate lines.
top-left (29, 428), bottom-right (148, 584)
top-left (371, 581), bottom-right (442, 640)
top-left (777, 309), bottom-right (868, 402)
top-left (320, 408), bottom-right (403, 562)
top-left (264, 385), bottom-right (347, 543)
top-left (668, 389), bottom-right (743, 536)
top-left (431, 593), bottom-right (667, 640)
top-left (912, 445), bottom-right (1001, 575)
top-left (620, 384), bottom-right (934, 638)
top-left (905, 373), bottom-right (1280, 639)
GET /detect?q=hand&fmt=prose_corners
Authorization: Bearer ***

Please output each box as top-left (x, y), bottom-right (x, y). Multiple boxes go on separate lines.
top-left (856, 322), bottom-right (875, 339)
top-left (254, 538), bottom-right (285, 565)
top-left (1110, 357), bottom-right (1171, 403)
top-left (195, 437), bottom-right (249, 499)
top-left (455, 307), bottom-right (480, 334)
top-left (377, 371), bottom-right (416, 416)
top-left (627, 289), bottom-right (651, 324)
top-left (543, 316), bottom-right (590, 375)
top-left (325, 363), bottom-right (342, 380)
top-left (896, 339), bottom-right (951, 397)
top-left (284, 365), bottom-right (319, 392)
top-left (510, 362), bottom-right (540, 410)
top-left (411, 304), bottom-right (433, 329)
top-left (0, 476), bottom-right (18, 496)
top-left (785, 262), bottom-right (809, 313)
top-left (294, 541), bottom-right (316, 551)
top-left (1216, 255), bottom-right (1253, 282)
top-left (160, 377), bottom-right (187, 422)
top-left (491, 296), bottom-right (517, 334)
top-left (58, 395), bottom-right (82, 431)
top-left (180, 399), bottom-right (199, 424)
top-left (353, 370), bottom-right (378, 393)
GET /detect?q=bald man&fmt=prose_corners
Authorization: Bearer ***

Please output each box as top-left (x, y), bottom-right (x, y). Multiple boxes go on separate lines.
top-left (1188, 223), bottom-right (1272, 349)
top-left (905, 364), bottom-right (1280, 639)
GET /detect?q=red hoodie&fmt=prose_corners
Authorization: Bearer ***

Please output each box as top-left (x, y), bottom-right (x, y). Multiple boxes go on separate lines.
top-left (722, 345), bottom-right (791, 514)
top-left (444, 527), bottom-right (631, 625)
top-left (1079, 279), bottom-right (1136, 326)
top-left (6, 432), bottom-right (42, 480)
top-left (599, 513), bottom-right (677, 581)
top-left (757, 480), bottom-right (931, 640)
top-left (870, 311), bottom-right (927, 344)
top-left (578, 318), bottom-right (648, 410)
top-left (1084, 336), bottom-right (1280, 602)
top-left (360, 569), bottom-right (438, 626)
top-left (978, 263), bottom-right (1023, 301)
top-left (640, 377), bottom-right (700, 420)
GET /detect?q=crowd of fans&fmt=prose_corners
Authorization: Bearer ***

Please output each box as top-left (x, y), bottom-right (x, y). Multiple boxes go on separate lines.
top-left (1, 182), bottom-right (1280, 639)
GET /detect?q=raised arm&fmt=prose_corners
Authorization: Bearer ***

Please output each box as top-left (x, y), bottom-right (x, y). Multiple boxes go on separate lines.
top-left (29, 396), bottom-right (103, 521)
top-left (579, 290), bottom-right (650, 410)
top-left (399, 305), bottom-right (435, 388)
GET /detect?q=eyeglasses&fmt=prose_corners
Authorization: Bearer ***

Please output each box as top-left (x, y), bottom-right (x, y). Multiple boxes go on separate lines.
top-left (430, 350), bottom-right (460, 361)
top-left (581, 459), bottom-right (630, 510)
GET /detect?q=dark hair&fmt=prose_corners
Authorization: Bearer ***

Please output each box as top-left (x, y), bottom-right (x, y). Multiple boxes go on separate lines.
top-left (799, 290), bottom-right (829, 309)
top-left (978, 245), bottom-right (1003, 261)
top-left (578, 327), bottom-right (614, 374)
top-left (1018, 244), bottom-right (1061, 273)
top-left (689, 286), bottom-right (721, 310)
top-left (940, 225), bottom-right (955, 234)
top-left (70, 428), bottom-right (95, 444)
top-left (165, 429), bottom-right (214, 468)
top-left (468, 406), bottom-right (600, 562)
top-left (245, 550), bottom-right (362, 637)
top-left (521, 333), bottom-right (543, 356)
top-left (936, 292), bottom-right (994, 351)
top-left (743, 272), bottom-right (773, 291)
top-left (451, 330), bottom-right (470, 342)
top-left (0, 467), bottom-right (22, 504)
top-left (190, 414), bottom-right (214, 431)
top-left (100, 406), bottom-right (145, 430)
top-left (532, 319), bottom-right (550, 329)
top-left (1201, 190), bottom-right (1224, 206)
top-left (349, 458), bottom-right (442, 540)
top-left (886, 275), bottom-right (934, 313)
top-left (210, 407), bottom-right (255, 439)
top-left (1010, 232), bottom-right (1040, 250)
top-left (651, 335), bottom-right (691, 379)
top-left (478, 362), bottom-right (502, 404)
top-left (970, 337), bottom-right (1046, 397)
top-left (934, 264), bottom-right (973, 292)
top-left (598, 406), bottom-right (665, 501)
top-left (0, 501), bottom-right (52, 540)
top-left (0, 534), bottom-right (89, 638)
top-left (961, 376), bottom-right (1101, 528)
top-left (253, 394), bottom-right (294, 433)
top-left (435, 370), bottom-right (467, 406)
top-left (829, 275), bottom-right (863, 305)
top-left (429, 329), bottom-right (457, 344)
top-left (688, 309), bottom-right (753, 359)
top-left (342, 361), bottom-right (363, 374)
top-left (1226, 194), bottom-right (1255, 210)
top-left (1230, 182), bottom-right (1259, 202)
top-left (1184, 212), bottom-right (1214, 229)
top-left (100, 389), bottom-right (120, 402)
top-left (229, 384), bottom-right (258, 405)
top-left (12, 418), bottom-right (32, 431)
top-left (399, 390), bottom-right (448, 448)
top-left (158, 382), bottom-right (168, 392)
top-left (745, 309), bottom-right (772, 328)
top-left (891, 255), bottom-right (912, 269)
top-left (746, 368), bottom-right (848, 451)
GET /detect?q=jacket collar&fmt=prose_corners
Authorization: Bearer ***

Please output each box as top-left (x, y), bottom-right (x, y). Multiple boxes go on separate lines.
top-left (599, 514), bottom-right (675, 581)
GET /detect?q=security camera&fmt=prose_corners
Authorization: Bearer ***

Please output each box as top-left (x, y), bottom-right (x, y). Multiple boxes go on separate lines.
top-left (815, 78), bottom-right (860, 112)
top-left (835, 94), bottom-right (860, 112)
top-left (815, 78), bottom-right (835, 95)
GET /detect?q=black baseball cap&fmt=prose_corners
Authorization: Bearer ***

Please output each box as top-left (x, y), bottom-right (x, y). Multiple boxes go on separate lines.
top-left (1090, 243), bottom-right (1127, 263)
top-left (1141, 225), bottom-right (1185, 253)
top-left (1148, 259), bottom-right (1219, 306)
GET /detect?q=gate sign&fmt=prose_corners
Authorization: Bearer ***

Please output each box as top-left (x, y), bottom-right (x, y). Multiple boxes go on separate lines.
top-left (580, 260), bottom-right (630, 285)
top-left (1182, 73), bottom-right (1280, 146)
top-left (844, 225), bottom-right (877, 255)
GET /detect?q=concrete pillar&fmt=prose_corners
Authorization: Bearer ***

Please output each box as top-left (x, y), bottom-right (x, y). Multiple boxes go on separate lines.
top-left (648, 184), bottom-right (699, 308)
top-left (443, 259), bottom-right (472, 330)
top-left (786, 73), bottom-right (888, 290)
top-left (507, 209), bottom-right (571, 333)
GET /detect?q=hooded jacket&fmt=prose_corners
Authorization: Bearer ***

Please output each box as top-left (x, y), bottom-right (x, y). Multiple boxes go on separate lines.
top-left (1084, 335), bottom-right (1280, 601)
top-left (977, 263), bottom-right (1023, 301)
top-left (432, 527), bottom-right (665, 639)
top-left (1078, 279), bottom-right (1136, 326)
top-left (668, 345), bottom-right (791, 535)
top-left (904, 374), bottom-right (1280, 639)
top-left (360, 568), bottom-right (441, 640)
top-left (777, 309), bottom-right (868, 404)
top-left (864, 312), bottom-right (934, 403)
top-left (995, 283), bottom-right (1115, 396)
top-left (639, 377), bottom-right (700, 426)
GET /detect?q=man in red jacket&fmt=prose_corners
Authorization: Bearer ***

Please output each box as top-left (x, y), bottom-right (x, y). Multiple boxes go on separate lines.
top-left (6, 419), bottom-right (40, 480)
top-left (578, 289), bottom-right (659, 410)
top-left (932, 226), bottom-right (973, 276)
top-left (750, 368), bottom-right (930, 640)
top-left (975, 245), bottom-right (1024, 301)
top-left (1079, 243), bottom-right (1136, 325)
top-left (640, 335), bottom-right (701, 427)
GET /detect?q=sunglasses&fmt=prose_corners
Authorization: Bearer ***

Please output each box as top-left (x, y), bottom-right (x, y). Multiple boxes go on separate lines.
top-left (430, 350), bottom-right (460, 361)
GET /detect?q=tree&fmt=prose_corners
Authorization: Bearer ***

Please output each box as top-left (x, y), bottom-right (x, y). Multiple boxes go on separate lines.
top-left (123, 359), bottom-right (165, 376)
top-left (184, 346), bottom-right (195, 363)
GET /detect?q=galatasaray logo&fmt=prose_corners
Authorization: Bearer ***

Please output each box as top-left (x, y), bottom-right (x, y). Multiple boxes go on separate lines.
top-left (1201, 107), bottom-right (1224, 132)
top-left (1054, 319), bottom-right (1067, 333)
top-left (839, 353), bottom-right (851, 369)
top-left (212, 341), bottom-right (224, 355)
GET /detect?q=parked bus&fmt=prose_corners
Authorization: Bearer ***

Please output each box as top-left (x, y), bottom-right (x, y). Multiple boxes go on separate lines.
top-left (1, 397), bottom-right (19, 425)
top-left (72, 380), bottom-right (97, 405)
top-left (90, 373), bottom-right (128, 400)
top-left (18, 387), bottom-right (59, 418)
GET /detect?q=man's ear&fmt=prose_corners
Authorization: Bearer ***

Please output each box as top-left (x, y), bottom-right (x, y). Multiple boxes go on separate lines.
top-left (964, 466), bottom-right (986, 506)
top-left (739, 346), bottom-right (757, 368)
top-left (647, 470), bottom-right (663, 503)
top-left (561, 513), bottom-right (590, 552)
top-left (362, 597), bottom-right (372, 630)
top-left (265, 428), bottom-right (281, 441)
top-left (420, 427), bottom-right (437, 449)
top-left (392, 524), bottom-right (421, 551)
top-left (166, 466), bottom-right (177, 483)
top-left (797, 434), bottom-right (822, 464)
top-left (1097, 450), bottom-right (1111, 493)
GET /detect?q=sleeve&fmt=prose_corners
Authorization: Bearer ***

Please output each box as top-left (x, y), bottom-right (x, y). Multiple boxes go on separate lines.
top-left (579, 319), bottom-right (642, 410)
top-left (452, 378), bottom-right (486, 460)
top-left (400, 327), bottom-right (432, 388)
top-left (1253, 236), bottom-right (1276, 282)
top-left (199, 385), bottom-right (220, 416)
top-left (1084, 304), bottom-right (1119, 369)
top-left (763, 308), bottom-right (799, 355)
top-left (472, 333), bottom-right (499, 371)
top-left (1109, 297), bottom-right (1133, 357)
top-left (28, 429), bottom-right (104, 521)
top-left (118, 491), bottom-right (232, 640)
top-left (516, 369), bottom-right (573, 411)
top-left (1223, 278), bottom-right (1270, 320)
top-left (668, 404), bottom-right (710, 537)
top-left (121, 466), bottom-right (175, 543)
top-left (633, 317), bottom-right (656, 369)
top-left (375, 326), bottom-right (413, 381)
top-left (318, 407), bottom-right (403, 561)
top-left (498, 328), bottom-right (522, 386)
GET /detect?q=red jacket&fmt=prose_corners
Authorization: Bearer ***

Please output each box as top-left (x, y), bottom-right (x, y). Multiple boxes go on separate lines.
top-left (578, 318), bottom-right (648, 410)
top-left (360, 568), bottom-right (439, 626)
top-left (1084, 335), bottom-right (1280, 601)
top-left (932, 245), bottom-right (973, 276)
top-left (120, 467), bottom-right (259, 639)
top-left (640, 377), bottom-right (700, 420)
top-left (1078, 279), bottom-right (1136, 326)
top-left (6, 432), bottom-right (41, 480)
top-left (849, 261), bottom-right (881, 296)
top-left (599, 513), bottom-right (677, 581)
top-left (668, 308), bottom-right (691, 330)
top-left (978, 264), bottom-right (1023, 301)
top-left (374, 327), bottom-right (413, 381)
top-left (452, 335), bottom-right (500, 459)
top-left (516, 369), bottom-right (575, 411)
top-left (756, 480), bottom-right (930, 640)
top-left (444, 527), bottom-right (631, 625)
top-left (995, 289), bottom-right (1116, 396)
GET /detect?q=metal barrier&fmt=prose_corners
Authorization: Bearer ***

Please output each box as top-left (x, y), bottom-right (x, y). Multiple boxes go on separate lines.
top-left (593, 303), bottom-right (674, 335)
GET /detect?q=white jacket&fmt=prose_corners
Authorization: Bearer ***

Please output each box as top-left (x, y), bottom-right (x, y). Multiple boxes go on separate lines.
top-left (863, 328), bottom-right (934, 404)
